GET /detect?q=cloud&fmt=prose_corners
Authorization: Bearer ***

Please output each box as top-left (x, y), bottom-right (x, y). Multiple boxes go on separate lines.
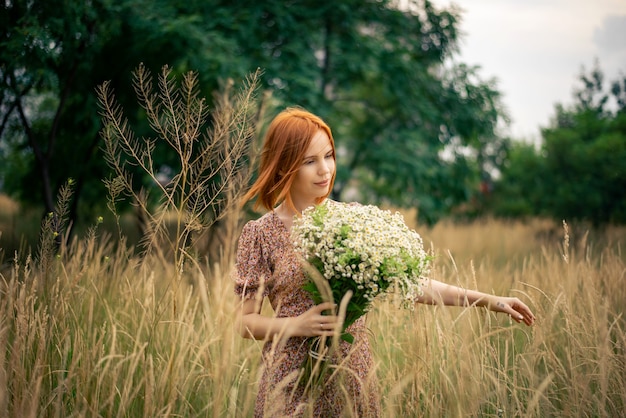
top-left (431, 1), bottom-right (626, 139)
top-left (591, 14), bottom-right (626, 84)
top-left (593, 15), bottom-right (626, 54)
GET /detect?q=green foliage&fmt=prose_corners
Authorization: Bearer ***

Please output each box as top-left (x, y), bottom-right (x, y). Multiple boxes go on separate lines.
top-left (1, 0), bottom-right (114, 211)
top-left (0, 0), bottom-right (249, 226)
top-left (492, 64), bottom-right (626, 225)
top-left (1, 0), bottom-right (509, 231)
top-left (490, 141), bottom-right (547, 217)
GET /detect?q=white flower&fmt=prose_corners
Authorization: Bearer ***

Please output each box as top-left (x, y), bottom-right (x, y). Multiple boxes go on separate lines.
top-left (292, 201), bottom-right (430, 312)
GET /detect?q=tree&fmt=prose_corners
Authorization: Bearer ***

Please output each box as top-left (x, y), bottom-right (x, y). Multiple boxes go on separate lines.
top-left (1, 0), bottom-right (508, 229)
top-left (0, 0), bottom-right (244, 226)
top-left (491, 63), bottom-right (626, 225)
top-left (204, 0), bottom-right (508, 223)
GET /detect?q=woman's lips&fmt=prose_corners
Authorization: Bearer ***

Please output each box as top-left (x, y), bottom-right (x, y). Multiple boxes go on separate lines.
top-left (315, 180), bottom-right (330, 187)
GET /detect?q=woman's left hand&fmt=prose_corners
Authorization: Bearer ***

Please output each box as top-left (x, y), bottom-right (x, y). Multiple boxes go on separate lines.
top-left (492, 297), bottom-right (536, 326)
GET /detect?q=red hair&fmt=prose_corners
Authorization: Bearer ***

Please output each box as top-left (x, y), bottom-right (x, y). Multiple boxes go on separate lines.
top-left (242, 107), bottom-right (336, 212)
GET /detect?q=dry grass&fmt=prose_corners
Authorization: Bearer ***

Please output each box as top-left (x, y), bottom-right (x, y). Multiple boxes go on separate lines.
top-left (0, 199), bottom-right (47, 275)
top-left (0, 194), bottom-right (18, 216)
top-left (1, 215), bottom-right (624, 417)
top-left (2, 66), bottom-right (625, 416)
top-left (371, 217), bottom-right (626, 416)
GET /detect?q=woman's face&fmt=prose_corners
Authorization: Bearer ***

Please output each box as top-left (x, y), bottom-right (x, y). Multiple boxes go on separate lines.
top-left (290, 129), bottom-right (335, 207)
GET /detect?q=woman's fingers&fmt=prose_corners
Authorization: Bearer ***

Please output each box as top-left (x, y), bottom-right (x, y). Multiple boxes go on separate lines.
top-left (508, 298), bottom-right (536, 326)
top-left (496, 297), bottom-right (536, 326)
top-left (313, 301), bottom-right (336, 314)
top-left (306, 302), bottom-right (342, 336)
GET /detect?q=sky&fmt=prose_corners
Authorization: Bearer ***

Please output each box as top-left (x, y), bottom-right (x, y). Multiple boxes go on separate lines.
top-left (430, 0), bottom-right (626, 141)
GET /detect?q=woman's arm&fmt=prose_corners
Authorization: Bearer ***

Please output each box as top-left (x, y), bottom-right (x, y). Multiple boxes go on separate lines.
top-left (415, 279), bottom-right (536, 326)
top-left (236, 298), bottom-right (341, 340)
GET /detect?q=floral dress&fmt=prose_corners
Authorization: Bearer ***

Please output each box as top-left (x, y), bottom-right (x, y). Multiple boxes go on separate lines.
top-left (234, 211), bottom-right (381, 417)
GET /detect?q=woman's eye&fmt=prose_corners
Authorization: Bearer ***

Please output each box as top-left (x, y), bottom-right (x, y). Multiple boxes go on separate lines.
top-left (325, 153), bottom-right (334, 159)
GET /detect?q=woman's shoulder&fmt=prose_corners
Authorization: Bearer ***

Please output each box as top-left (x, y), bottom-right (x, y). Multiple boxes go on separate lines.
top-left (240, 211), bottom-right (281, 238)
top-left (244, 211), bottom-right (274, 225)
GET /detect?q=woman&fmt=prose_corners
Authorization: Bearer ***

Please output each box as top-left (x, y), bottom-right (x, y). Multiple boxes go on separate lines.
top-left (234, 107), bottom-right (536, 417)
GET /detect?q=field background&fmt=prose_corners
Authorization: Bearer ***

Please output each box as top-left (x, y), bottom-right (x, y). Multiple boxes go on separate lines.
top-left (1, 195), bottom-right (625, 417)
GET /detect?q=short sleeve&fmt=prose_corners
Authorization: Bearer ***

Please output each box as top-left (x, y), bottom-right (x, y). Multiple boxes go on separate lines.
top-left (233, 219), bottom-right (273, 300)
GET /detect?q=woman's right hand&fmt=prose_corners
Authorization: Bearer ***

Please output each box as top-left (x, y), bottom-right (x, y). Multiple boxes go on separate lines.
top-left (238, 299), bottom-right (343, 341)
top-left (292, 302), bottom-right (341, 338)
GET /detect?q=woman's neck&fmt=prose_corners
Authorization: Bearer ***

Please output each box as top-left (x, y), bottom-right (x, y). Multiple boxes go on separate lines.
top-left (274, 198), bottom-right (322, 229)
top-left (283, 197), bottom-right (318, 215)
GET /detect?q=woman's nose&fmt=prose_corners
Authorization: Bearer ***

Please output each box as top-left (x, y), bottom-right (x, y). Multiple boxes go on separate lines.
top-left (319, 159), bottom-right (330, 174)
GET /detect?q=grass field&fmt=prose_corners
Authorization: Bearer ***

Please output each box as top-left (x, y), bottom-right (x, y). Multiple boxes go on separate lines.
top-left (1, 203), bottom-right (625, 417)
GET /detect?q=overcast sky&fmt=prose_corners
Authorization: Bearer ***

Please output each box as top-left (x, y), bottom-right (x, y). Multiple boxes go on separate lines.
top-left (431, 0), bottom-right (626, 141)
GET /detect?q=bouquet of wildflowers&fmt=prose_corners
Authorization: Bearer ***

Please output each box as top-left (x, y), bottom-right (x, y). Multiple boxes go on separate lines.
top-left (292, 200), bottom-right (431, 375)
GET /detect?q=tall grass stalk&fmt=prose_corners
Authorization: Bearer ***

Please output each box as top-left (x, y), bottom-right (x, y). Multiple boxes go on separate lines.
top-left (0, 214), bottom-right (626, 417)
top-left (1, 229), bottom-right (260, 417)
top-left (1, 216), bottom-right (624, 416)
top-left (97, 64), bottom-right (263, 318)
top-left (1, 68), bottom-right (625, 415)
top-left (368, 219), bottom-right (625, 417)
